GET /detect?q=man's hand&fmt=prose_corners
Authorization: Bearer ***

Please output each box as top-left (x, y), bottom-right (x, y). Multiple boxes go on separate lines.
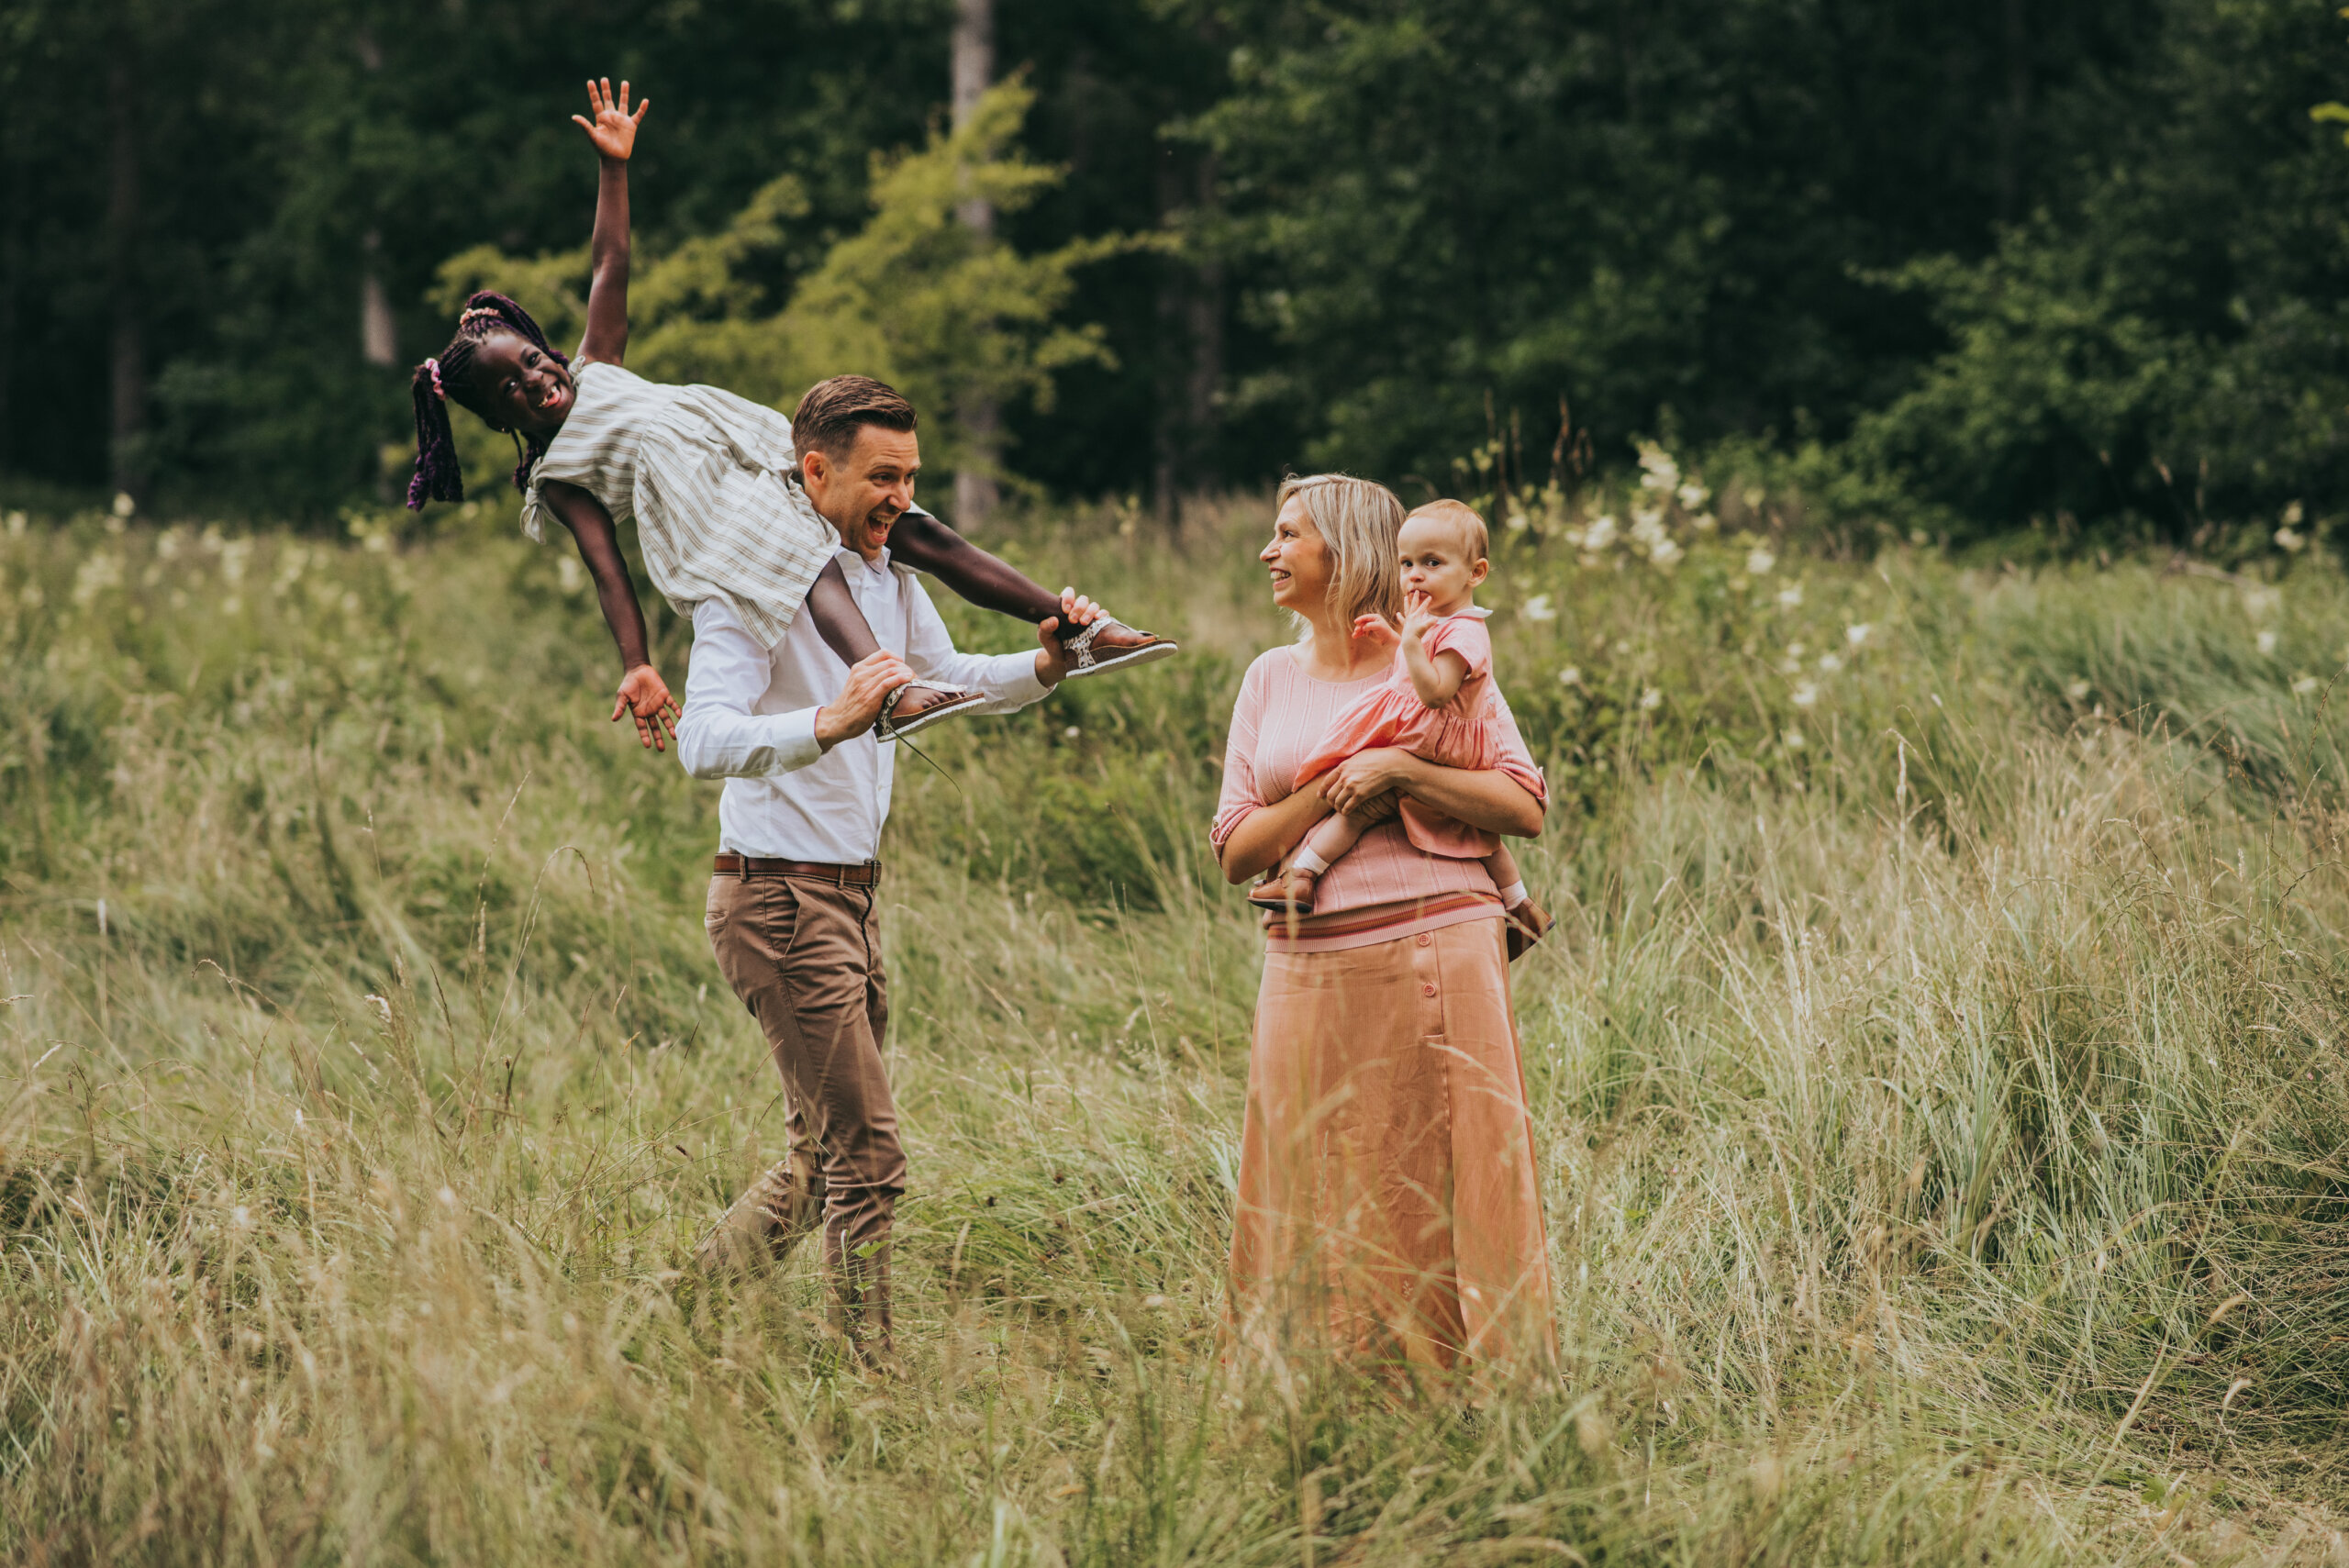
top-left (1034, 587), bottom-right (1104, 685)
top-left (572, 78), bottom-right (649, 161)
top-left (1351, 613), bottom-right (1400, 652)
top-left (613, 664), bottom-right (679, 751)
top-left (1322, 746), bottom-right (1421, 816)
top-left (814, 651), bottom-right (916, 749)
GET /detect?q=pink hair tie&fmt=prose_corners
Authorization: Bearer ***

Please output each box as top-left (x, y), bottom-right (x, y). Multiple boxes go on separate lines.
top-left (425, 358), bottom-right (446, 399)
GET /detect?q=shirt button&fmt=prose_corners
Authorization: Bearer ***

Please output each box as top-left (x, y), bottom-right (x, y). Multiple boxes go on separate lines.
top-left (1421, 983), bottom-right (1437, 996)
top-left (1416, 933), bottom-right (1432, 948)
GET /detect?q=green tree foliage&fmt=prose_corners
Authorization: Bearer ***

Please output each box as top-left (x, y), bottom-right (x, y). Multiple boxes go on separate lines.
top-left (1845, 0), bottom-right (2349, 539)
top-left (1174, 0), bottom-right (2138, 490)
top-left (434, 81), bottom-right (1139, 502)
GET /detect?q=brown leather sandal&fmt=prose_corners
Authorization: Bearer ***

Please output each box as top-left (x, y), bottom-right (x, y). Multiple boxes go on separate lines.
top-left (1247, 869), bottom-right (1319, 915)
top-left (1504, 896), bottom-right (1554, 962)
top-left (1057, 614), bottom-right (1179, 680)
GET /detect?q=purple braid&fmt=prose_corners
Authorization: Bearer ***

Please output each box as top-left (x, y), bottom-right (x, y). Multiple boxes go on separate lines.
top-left (404, 291), bottom-right (573, 509)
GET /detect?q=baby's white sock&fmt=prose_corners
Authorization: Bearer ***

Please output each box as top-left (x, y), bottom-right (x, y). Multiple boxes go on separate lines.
top-left (1292, 847), bottom-right (1332, 876)
top-left (1498, 879), bottom-right (1529, 907)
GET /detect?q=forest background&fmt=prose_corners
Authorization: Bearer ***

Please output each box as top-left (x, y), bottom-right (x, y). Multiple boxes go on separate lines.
top-left (6, 0), bottom-right (2349, 543)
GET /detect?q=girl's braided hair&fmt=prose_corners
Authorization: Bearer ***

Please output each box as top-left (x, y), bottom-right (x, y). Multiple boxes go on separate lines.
top-left (406, 291), bottom-right (571, 510)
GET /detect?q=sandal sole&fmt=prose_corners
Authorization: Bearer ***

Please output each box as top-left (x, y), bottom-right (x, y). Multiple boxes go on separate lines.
top-left (877, 689), bottom-right (988, 741)
top-left (1059, 639), bottom-right (1180, 681)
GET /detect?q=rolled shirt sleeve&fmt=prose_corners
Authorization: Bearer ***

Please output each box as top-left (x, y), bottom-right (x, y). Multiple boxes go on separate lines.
top-left (675, 596), bottom-right (827, 780)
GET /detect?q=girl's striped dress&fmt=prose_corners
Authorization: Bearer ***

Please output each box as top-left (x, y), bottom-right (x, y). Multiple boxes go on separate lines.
top-left (521, 359), bottom-right (837, 648)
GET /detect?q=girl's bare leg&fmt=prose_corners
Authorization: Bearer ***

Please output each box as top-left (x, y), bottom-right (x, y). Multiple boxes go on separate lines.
top-left (1485, 842), bottom-right (1527, 906)
top-left (803, 555), bottom-right (980, 729)
top-left (805, 557), bottom-right (885, 665)
top-left (889, 510), bottom-right (1062, 622)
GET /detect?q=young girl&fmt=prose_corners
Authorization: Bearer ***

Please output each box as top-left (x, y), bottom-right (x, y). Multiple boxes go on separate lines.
top-left (406, 79), bottom-right (1175, 747)
top-left (1248, 499), bottom-right (1553, 958)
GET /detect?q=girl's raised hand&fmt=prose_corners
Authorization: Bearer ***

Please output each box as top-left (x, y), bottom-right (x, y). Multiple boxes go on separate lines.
top-left (1351, 614), bottom-right (1400, 651)
top-left (573, 78), bottom-right (649, 162)
top-left (1399, 589), bottom-right (1441, 642)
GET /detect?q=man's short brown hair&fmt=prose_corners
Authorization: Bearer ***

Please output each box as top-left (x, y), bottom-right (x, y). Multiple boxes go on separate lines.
top-left (791, 375), bottom-right (918, 462)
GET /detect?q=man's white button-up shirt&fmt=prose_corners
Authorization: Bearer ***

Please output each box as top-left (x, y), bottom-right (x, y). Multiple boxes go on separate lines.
top-left (674, 544), bottom-right (1050, 862)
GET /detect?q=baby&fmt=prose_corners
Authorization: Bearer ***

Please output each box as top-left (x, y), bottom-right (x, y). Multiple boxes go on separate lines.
top-left (1250, 499), bottom-right (1553, 958)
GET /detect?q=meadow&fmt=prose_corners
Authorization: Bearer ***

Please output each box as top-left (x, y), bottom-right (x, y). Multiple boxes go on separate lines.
top-left (1, 488), bottom-right (2346, 1565)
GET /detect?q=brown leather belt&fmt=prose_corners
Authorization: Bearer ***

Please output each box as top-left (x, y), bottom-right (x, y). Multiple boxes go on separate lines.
top-left (712, 854), bottom-right (882, 886)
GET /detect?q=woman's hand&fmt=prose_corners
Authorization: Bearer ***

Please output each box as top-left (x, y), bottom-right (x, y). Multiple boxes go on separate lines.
top-left (613, 662), bottom-right (680, 751)
top-left (1351, 614), bottom-right (1400, 652)
top-left (573, 78), bottom-right (649, 162)
top-left (1322, 747), bottom-right (1420, 816)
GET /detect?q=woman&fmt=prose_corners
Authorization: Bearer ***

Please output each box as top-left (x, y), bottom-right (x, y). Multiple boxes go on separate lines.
top-left (1212, 473), bottom-right (1557, 1382)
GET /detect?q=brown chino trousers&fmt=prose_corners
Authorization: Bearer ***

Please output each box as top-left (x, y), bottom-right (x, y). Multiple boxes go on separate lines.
top-left (698, 869), bottom-right (905, 1357)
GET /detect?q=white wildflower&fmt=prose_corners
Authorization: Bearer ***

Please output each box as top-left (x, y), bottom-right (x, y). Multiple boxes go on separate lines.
top-left (2292, 673), bottom-right (2320, 695)
top-left (71, 551), bottom-right (123, 608)
top-left (1776, 583), bottom-right (1804, 608)
top-left (1782, 728), bottom-right (1807, 750)
top-left (1505, 507), bottom-right (1531, 533)
top-left (111, 491), bottom-right (136, 519)
top-left (2065, 679), bottom-right (2090, 701)
top-left (1558, 665), bottom-right (1583, 687)
top-left (2276, 526), bottom-right (2306, 553)
top-left (218, 537), bottom-right (251, 585)
top-left (1063, 725), bottom-right (1082, 739)
top-left (5, 511), bottom-right (25, 536)
top-left (1521, 594), bottom-right (1557, 622)
top-left (1790, 682), bottom-right (1819, 708)
top-left (2283, 500), bottom-right (2306, 526)
top-left (1648, 537), bottom-right (1684, 568)
top-left (1676, 482), bottom-right (1710, 512)
top-left (1746, 548), bottom-right (1775, 575)
top-left (554, 555), bottom-right (584, 594)
top-left (1582, 514), bottom-right (1619, 552)
top-left (1639, 686), bottom-right (1663, 710)
top-left (1636, 441), bottom-right (1680, 493)
top-left (1817, 653), bottom-right (1842, 673)
top-left (1845, 623), bottom-right (1872, 647)
top-left (1689, 513), bottom-right (1718, 533)
top-left (2257, 628), bottom-right (2279, 656)
top-left (2242, 584), bottom-right (2280, 619)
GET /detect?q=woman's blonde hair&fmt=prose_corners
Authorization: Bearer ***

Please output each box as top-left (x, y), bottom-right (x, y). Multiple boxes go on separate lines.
top-left (1275, 473), bottom-right (1405, 635)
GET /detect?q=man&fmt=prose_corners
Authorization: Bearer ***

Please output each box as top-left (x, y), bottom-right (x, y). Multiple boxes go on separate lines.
top-left (677, 374), bottom-right (1101, 1366)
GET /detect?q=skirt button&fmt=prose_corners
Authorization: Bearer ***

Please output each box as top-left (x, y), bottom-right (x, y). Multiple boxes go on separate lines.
top-left (1421, 982), bottom-right (1437, 996)
top-left (1416, 932), bottom-right (1432, 947)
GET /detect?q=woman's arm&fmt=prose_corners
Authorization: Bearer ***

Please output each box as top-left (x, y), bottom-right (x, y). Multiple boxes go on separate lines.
top-left (1217, 784), bottom-right (1333, 884)
top-left (571, 78), bottom-right (648, 365)
top-left (538, 479), bottom-right (678, 749)
top-left (1321, 748), bottom-right (1544, 839)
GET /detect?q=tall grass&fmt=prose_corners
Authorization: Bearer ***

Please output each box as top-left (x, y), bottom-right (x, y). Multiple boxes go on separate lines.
top-left (0, 496), bottom-right (2345, 1563)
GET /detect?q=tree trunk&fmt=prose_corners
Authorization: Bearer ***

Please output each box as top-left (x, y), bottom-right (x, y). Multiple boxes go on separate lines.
top-left (951, 0), bottom-right (998, 528)
top-left (358, 31), bottom-right (395, 369)
top-left (106, 42), bottom-right (146, 506)
top-left (1152, 150), bottom-right (1223, 535)
top-left (1996, 0), bottom-right (2029, 222)
top-left (361, 231), bottom-right (397, 367)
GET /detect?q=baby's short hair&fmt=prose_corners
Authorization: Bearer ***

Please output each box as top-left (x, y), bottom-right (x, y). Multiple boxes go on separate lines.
top-left (1404, 499), bottom-right (1490, 562)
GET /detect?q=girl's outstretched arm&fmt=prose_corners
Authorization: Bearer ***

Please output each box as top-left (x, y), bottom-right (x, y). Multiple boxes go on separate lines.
top-left (572, 77), bottom-right (648, 366)
top-left (538, 478), bottom-right (679, 750)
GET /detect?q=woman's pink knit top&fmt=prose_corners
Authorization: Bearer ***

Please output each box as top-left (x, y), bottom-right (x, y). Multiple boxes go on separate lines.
top-left (1211, 645), bottom-right (1549, 952)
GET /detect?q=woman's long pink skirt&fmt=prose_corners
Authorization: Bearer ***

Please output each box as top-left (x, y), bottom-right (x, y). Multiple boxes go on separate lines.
top-left (1228, 918), bottom-right (1557, 1382)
